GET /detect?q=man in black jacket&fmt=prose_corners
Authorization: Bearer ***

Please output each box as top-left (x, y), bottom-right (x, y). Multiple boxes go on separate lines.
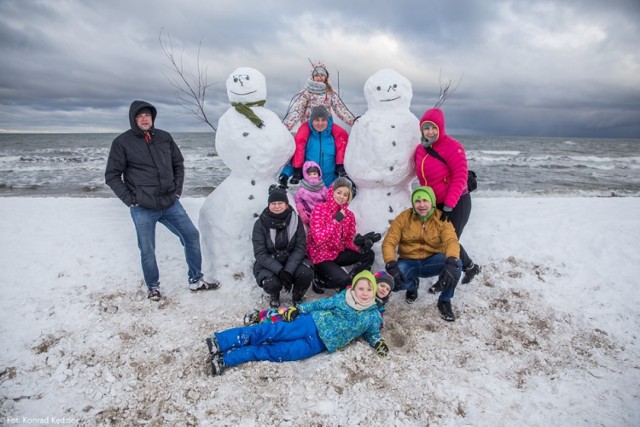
top-left (105, 100), bottom-right (219, 301)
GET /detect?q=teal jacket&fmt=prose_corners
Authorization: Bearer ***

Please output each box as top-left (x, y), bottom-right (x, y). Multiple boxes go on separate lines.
top-left (298, 289), bottom-right (382, 353)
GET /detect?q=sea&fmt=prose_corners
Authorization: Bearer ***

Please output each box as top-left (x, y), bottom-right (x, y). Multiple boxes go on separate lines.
top-left (1, 133), bottom-right (639, 198)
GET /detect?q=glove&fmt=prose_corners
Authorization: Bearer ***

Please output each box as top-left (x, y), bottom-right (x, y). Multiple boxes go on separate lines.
top-left (289, 168), bottom-right (303, 185)
top-left (353, 233), bottom-right (372, 252)
top-left (363, 231), bottom-right (382, 244)
top-left (440, 207), bottom-right (453, 223)
top-left (385, 261), bottom-right (405, 289)
top-left (278, 270), bottom-right (293, 290)
top-left (375, 339), bottom-right (389, 357)
top-left (335, 164), bottom-right (347, 177)
top-left (278, 173), bottom-right (289, 189)
top-left (439, 257), bottom-right (459, 289)
top-left (282, 306), bottom-right (299, 322)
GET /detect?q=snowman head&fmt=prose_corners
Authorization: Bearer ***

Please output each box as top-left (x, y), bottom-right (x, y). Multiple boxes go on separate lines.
top-left (364, 69), bottom-right (412, 110)
top-left (226, 67), bottom-right (267, 104)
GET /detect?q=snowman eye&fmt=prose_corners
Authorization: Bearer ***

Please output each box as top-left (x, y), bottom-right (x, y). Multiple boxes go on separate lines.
top-left (376, 86), bottom-right (382, 91)
top-left (393, 84), bottom-right (398, 88)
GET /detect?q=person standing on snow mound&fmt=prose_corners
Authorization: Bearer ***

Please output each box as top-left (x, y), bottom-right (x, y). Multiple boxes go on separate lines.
top-left (280, 61), bottom-right (355, 187)
top-left (306, 177), bottom-right (376, 294)
top-left (414, 107), bottom-right (481, 287)
top-left (252, 186), bottom-right (314, 309)
top-left (382, 186), bottom-right (462, 322)
top-left (280, 106), bottom-right (354, 190)
top-left (105, 100), bottom-right (220, 301)
top-left (205, 271), bottom-right (388, 376)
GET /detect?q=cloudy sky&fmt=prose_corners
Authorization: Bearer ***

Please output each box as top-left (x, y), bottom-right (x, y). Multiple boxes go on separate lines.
top-left (1, 0), bottom-right (638, 137)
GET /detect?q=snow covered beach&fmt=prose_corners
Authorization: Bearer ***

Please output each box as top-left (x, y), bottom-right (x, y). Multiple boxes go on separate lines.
top-left (1, 196), bottom-right (638, 425)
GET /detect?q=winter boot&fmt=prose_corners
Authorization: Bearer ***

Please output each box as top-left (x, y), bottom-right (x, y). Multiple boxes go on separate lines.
top-left (147, 289), bottom-right (162, 301)
top-left (210, 352), bottom-right (225, 376)
top-left (206, 336), bottom-right (220, 355)
top-left (461, 263), bottom-right (481, 284)
top-left (190, 278), bottom-right (221, 291)
top-left (406, 289), bottom-right (418, 304)
top-left (269, 293), bottom-right (281, 309)
top-left (311, 277), bottom-right (326, 294)
top-left (428, 280), bottom-right (443, 294)
top-left (437, 300), bottom-right (456, 322)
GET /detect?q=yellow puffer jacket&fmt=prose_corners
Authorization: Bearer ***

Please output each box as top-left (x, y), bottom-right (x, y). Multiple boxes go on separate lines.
top-left (382, 208), bottom-right (460, 263)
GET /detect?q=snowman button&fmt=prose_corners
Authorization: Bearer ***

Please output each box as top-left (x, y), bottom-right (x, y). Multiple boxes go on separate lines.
top-left (392, 141), bottom-right (396, 146)
top-left (243, 132), bottom-right (249, 137)
top-left (251, 179), bottom-right (256, 185)
top-left (391, 125), bottom-right (395, 128)
top-left (249, 195), bottom-right (254, 200)
top-left (247, 155), bottom-right (251, 160)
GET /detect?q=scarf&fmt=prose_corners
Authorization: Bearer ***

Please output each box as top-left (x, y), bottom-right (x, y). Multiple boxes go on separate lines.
top-left (231, 100), bottom-right (266, 128)
top-left (259, 207), bottom-right (294, 251)
top-left (305, 79), bottom-right (328, 95)
top-left (300, 177), bottom-right (325, 192)
top-left (345, 288), bottom-right (376, 311)
top-left (420, 135), bottom-right (435, 148)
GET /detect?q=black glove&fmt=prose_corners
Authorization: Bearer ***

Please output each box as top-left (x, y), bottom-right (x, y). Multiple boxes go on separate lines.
top-left (278, 270), bottom-right (293, 290)
top-left (335, 164), bottom-right (347, 177)
top-left (282, 306), bottom-right (299, 322)
top-left (439, 257), bottom-right (459, 289)
top-left (334, 211), bottom-right (344, 222)
top-left (278, 173), bottom-right (289, 189)
top-left (353, 233), bottom-right (372, 252)
top-left (289, 168), bottom-right (303, 185)
top-left (363, 231), bottom-right (382, 244)
top-left (375, 339), bottom-right (389, 357)
top-left (440, 208), bottom-right (453, 223)
top-left (385, 261), bottom-right (405, 289)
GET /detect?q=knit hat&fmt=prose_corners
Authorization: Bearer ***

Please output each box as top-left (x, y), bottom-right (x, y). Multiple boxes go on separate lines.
top-left (136, 107), bottom-right (153, 117)
top-left (306, 165), bottom-right (320, 175)
top-left (411, 186), bottom-right (436, 220)
top-left (268, 186), bottom-right (288, 204)
top-left (310, 106), bottom-right (330, 122)
top-left (311, 62), bottom-right (328, 77)
top-left (373, 271), bottom-right (394, 293)
top-left (332, 176), bottom-right (353, 203)
top-left (351, 270), bottom-right (378, 298)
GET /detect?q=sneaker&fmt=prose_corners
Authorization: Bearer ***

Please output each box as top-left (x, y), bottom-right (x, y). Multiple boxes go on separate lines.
top-left (428, 280), bottom-right (443, 294)
top-left (243, 310), bottom-right (261, 326)
top-left (461, 264), bottom-right (481, 284)
top-left (269, 294), bottom-right (280, 308)
top-left (147, 289), bottom-right (162, 301)
top-left (205, 336), bottom-right (220, 355)
top-left (437, 300), bottom-right (456, 322)
top-left (210, 353), bottom-right (225, 376)
top-left (190, 278), bottom-right (221, 291)
top-left (406, 289), bottom-right (418, 304)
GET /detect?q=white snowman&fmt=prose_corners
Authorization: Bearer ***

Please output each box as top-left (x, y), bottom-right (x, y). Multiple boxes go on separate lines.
top-left (199, 67), bottom-right (294, 280)
top-left (344, 68), bottom-right (419, 266)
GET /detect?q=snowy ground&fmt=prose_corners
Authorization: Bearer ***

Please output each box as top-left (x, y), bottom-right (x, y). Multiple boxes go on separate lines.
top-left (1, 197), bottom-right (639, 426)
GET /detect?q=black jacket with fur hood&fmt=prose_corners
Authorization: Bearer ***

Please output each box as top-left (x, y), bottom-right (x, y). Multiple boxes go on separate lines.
top-left (105, 100), bottom-right (185, 210)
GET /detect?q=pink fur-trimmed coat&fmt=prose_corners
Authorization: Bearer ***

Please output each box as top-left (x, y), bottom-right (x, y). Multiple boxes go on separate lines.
top-left (414, 108), bottom-right (469, 208)
top-left (294, 161), bottom-right (328, 225)
top-left (306, 185), bottom-right (360, 265)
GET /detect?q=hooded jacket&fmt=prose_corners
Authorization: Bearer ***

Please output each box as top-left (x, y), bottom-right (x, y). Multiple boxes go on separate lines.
top-left (294, 160), bottom-right (328, 224)
top-left (297, 270), bottom-right (382, 353)
top-left (105, 100), bottom-right (184, 210)
top-left (382, 186), bottom-right (460, 263)
top-left (414, 108), bottom-right (469, 208)
top-left (306, 184), bottom-right (360, 264)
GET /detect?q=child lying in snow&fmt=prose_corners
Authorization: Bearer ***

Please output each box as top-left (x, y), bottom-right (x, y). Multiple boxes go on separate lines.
top-left (206, 271), bottom-right (387, 375)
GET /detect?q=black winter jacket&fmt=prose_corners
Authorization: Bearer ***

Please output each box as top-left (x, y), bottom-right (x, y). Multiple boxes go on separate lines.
top-left (252, 207), bottom-right (308, 279)
top-left (105, 100), bottom-right (185, 210)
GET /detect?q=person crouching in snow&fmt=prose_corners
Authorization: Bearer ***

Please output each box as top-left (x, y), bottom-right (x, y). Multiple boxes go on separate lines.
top-left (306, 177), bottom-right (375, 293)
top-left (382, 186), bottom-right (462, 321)
top-left (206, 270), bottom-right (388, 375)
top-left (294, 161), bottom-right (328, 226)
top-left (252, 186), bottom-right (314, 308)
top-left (279, 106), bottom-right (353, 190)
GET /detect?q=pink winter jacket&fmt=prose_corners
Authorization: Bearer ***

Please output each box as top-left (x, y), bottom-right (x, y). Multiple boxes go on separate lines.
top-left (414, 108), bottom-right (469, 208)
top-left (306, 185), bottom-right (359, 264)
top-left (294, 161), bottom-right (328, 225)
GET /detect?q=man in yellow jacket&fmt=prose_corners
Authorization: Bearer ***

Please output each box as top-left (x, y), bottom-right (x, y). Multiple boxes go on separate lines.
top-left (382, 186), bottom-right (462, 321)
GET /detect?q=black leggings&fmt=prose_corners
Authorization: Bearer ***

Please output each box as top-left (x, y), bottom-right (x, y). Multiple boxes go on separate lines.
top-left (314, 249), bottom-right (375, 290)
top-left (438, 192), bottom-right (473, 269)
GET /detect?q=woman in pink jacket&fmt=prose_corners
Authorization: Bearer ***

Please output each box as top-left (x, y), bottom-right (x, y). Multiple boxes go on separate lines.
top-left (414, 108), bottom-right (481, 286)
top-left (306, 177), bottom-right (374, 293)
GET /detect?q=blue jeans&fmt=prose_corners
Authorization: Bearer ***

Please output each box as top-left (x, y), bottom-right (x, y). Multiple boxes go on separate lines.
top-left (129, 199), bottom-right (203, 291)
top-left (214, 315), bottom-right (326, 367)
top-left (397, 254), bottom-right (462, 302)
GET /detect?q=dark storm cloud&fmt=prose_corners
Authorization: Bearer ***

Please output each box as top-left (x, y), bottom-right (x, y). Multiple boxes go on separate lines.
top-left (0, 0), bottom-right (638, 137)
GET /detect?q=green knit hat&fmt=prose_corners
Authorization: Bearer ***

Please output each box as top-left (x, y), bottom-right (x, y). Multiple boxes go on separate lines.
top-left (411, 186), bottom-right (436, 220)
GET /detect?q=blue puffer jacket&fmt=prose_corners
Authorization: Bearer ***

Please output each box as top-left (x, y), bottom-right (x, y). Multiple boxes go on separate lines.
top-left (297, 271), bottom-right (382, 353)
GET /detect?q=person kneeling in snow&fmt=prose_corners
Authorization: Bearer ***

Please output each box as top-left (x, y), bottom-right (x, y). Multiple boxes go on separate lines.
top-left (382, 186), bottom-right (462, 321)
top-left (252, 186), bottom-right (313, 308)
top-left (206, 271), bottom-right (388, 375)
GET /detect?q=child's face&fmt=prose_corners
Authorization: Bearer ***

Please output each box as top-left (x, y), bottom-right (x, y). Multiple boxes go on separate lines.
top-left (353, 279), bottom-right (374, 304)
top-left (307, 171), bottom-right (319, 179)
top-left (333, 187), bottom-right (350, 205)
top-left (312, 117), bottom-right (328, 132)
top-left (376, 282), bottom-right (391, 299)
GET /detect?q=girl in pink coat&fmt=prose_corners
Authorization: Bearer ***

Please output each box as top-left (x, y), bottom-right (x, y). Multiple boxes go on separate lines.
top-left (414, 108), bottom-right (481, 286)
top-left (306, 177), bottom-right (374, 293)
top-left (294, 161), bottom-right (328, 225)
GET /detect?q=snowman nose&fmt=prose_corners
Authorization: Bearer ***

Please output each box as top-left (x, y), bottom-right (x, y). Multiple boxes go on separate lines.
top-left (387, 84), bottom-right (398, 92)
